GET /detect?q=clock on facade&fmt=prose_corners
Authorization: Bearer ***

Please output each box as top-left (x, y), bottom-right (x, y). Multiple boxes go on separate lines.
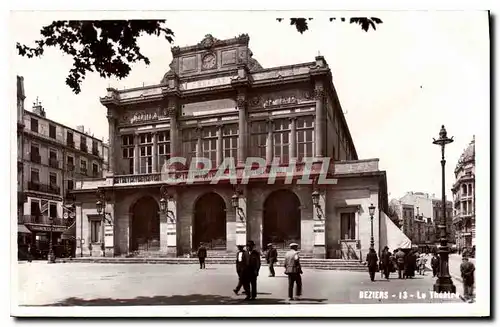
top-left (202, 54), bottom-right (216, 69)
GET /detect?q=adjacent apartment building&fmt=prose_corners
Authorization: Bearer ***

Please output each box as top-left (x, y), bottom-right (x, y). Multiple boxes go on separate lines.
top-left (452, 136), bottom-right (475, 251)
top-left (73, 34), bottom-right (389, 260)
top-left (17, 76), bottom-right (109, 258)
top-left (390, 191), bottom-right (454, 248)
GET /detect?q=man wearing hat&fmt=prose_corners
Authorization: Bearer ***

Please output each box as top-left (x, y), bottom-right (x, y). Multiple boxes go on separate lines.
top-left (242, 240), bottom-right (261, 300)
top-left (284, 242), bottom-right (302, 301)
top-left (460, 254), bottom-right (475, 303)
top-left (266, 243), bottom-right (278, 277)
top-left (197, 242), bottom-right (207, 269)
top-left (233, 245), bottom-right (246, 295)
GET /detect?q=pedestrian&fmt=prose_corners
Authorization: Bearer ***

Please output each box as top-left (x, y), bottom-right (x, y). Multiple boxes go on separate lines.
top-left (27, 244), bottom-right (33, 263)
top-left (242, 240), bottom-right (261, 300)
top-left (380, 246), bottom-right (391, 280)
top-left (284, 243), bottom-right (303, 301)
top-left (460, 254), bottom-right (475, 303)
top-left (197, 242), bottom-right (207, 269)
top-left (266, 243), bottom-right (278, 277)
top-left (431, 252), bottom-right (439, 277)
top-left (418, 253), bottom-right (427, 276)
top-left (405, 250), bottom-right (417, 278)
top-left (366, 248), bottom-right (379, 282)
top-left (395, 248), bottom-right (405, 279)
top-left (233, 245), bottom-right (246, 295)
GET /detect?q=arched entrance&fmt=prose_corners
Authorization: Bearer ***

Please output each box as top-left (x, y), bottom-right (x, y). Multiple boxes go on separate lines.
top-left (193, 192), bottom-right (226, 250)
top-left (263, 189), bottom-right (301, 249)
top-left (130, 196), bottom-right (160, 252)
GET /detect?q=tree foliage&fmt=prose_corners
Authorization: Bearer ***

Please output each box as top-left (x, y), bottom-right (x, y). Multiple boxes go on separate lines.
top-left (16, 20), bottom-right (174, 94)
top-left (277, 17), bottom-right (383, 34)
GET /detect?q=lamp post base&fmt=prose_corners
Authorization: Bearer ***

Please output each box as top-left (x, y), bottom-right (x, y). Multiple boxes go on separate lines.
top-left (433, 277), bottom-right (456, 294)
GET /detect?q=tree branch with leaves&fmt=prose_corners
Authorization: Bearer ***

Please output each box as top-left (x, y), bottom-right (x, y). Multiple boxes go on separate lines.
top-left (277, 17), bottom-right (383, 34)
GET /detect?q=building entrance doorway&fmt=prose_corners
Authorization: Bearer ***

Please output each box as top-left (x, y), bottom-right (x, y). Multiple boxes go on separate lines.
top-left (263, 189), bottom-right (301, 250)
top-left (193, 193), bottom-right (226, 250)
top-left (130, 196), bottom-right (160, 252)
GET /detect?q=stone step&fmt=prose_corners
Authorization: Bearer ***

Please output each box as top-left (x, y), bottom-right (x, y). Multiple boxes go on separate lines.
top-left (55, 257), bottom-right (367, 271)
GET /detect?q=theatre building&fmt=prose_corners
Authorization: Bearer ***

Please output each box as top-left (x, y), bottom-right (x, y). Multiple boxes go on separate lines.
top-left (73, 34), bottom-right (389, 259)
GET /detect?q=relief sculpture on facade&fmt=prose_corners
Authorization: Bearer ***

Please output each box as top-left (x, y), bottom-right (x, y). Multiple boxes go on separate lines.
top-left (250, 90), bottom-right (315, 109)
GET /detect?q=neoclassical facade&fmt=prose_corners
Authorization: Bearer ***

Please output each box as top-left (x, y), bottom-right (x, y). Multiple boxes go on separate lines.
top-left (73, 34), bottom-right (389, 259)
top-left (452, 136), bottom-right (475, 251)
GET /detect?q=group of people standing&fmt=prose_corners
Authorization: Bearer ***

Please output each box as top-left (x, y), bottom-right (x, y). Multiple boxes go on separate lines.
top-left (366, 246), bottom-right (433, 281)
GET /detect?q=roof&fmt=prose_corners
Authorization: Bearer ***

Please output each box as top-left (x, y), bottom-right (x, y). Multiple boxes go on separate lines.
top-left (455, 136), bottom-right (475, 173)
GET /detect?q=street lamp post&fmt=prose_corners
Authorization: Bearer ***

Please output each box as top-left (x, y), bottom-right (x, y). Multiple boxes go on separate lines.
top-left (47, 216), bottom-right (55, 263)
top-left (432, 125), bottom-right (456, 293)
top-left (96, 190), bottom-right (106, 257)
top-left (368, 203), bottom-right (376, 249)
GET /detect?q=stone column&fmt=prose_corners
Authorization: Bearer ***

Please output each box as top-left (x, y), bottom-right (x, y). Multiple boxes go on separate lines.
top-left (266, 119), bottom-right (273, 164)
top-left (160, 193), bottom-right (178, 257)
top-left (290, 117), bottom-right (297, 160)
top-left (226, 201), bottom-right (237, 253)
top-left (106, 113), bottom-right (117, 174)
top-left (134, 134), bottom-right (140, 174)
top-left (216, 124), bottom-right (223, 166)
top-left (314, 84), bottom-right (325, 158)
top-left (152, 132), bottom-right (158, 173)
top-left (167, 101), bottom-right (179, 160)
top-left (237, 94), bottom-right (247, 166)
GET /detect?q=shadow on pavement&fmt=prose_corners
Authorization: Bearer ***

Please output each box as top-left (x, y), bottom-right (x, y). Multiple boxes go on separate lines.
top-left (39, 294), bottom-right (328, 306)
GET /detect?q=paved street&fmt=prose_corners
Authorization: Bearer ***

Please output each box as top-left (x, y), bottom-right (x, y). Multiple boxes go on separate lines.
top-left (17, 262), bottom-right (462, 306)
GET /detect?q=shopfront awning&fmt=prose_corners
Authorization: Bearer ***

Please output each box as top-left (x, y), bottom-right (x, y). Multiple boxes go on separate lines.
top-left (381, 212), bottom-right (412, 250)
top-left (18, 224), bottom-right (32, 234)
top-left (61, 222), bottom-right (76, 240)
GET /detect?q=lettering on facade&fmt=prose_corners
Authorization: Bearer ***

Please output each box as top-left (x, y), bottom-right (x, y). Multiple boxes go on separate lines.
top-left (114, 174), bottom-right (162, 184)
top-left (181, 76), bottom-right (234, 91)
top-left (28, 225), bottom-right (67, 233)
top-left (120, 108), bottom-right (168, 125)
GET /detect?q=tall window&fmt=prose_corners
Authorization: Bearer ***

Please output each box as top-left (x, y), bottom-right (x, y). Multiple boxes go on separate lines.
top-left (30, 168), bottom-right (39, 183)
top-left (122, 134), bottom-right (134, 174)
top-left (80, 159), bottom-right (87, 175)
top-left (67, 156), bottom-right (74, 171)
top-left (92, 163), bottom-right (99, 177)
top-left (30, 200), bottom-right (41, 217)
top-left (182, 129), bottom-right (198, 167)
top-left (67, 131), bottom-right (74, 147)
top-left (49, 203), bottom-right (57, 218)
top-left (296, 116), bottom-right (314, 161)
top-left (92, 140), bottom-right (99, 156)
top-left (223, 124), bottom-right (238, 162)
top-left (250, 121), bottom-right (266, 158)
top-left (90, 220), bottom-right (101, 243)
top-left (80, 136), bottom-right (88, 152)
top-left (340, 212), bottom-right (356, 240)
top-left (202, 127), bottom-right (217, 167)
top-left (49, 172), bottom-right (57, 186)
top-left (157, 131), bottom-right (171, 171)
top-left (30, 144), bottom-right (41, 163)
top-left (139, 133), bottom-right (153, 174)
top-left (67, 179), bottom-right (74, 190)
top-left (273, 119), bottom-right (290, 164)
top-left (49, 124), bottom-right (56, 139)
top-left (30, 118), bottom-right (38, 133)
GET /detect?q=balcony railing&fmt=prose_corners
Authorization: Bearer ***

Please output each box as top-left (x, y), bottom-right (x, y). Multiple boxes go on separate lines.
top-left (67, 140), bottom-right (75, 148)
top-left (80, 168), bottom-right (88, 176)
top-left (67, 164), bottom-right (75, 171)
top-left (30, 152), bottom-right (41, 164)
top-left (49, 158), bottom-right (59, 169)
top-left (81, 144), bottom-right (88, 152)
top-left (19, 215), bottom-right (68, 226)
top-left (27, 181), bottom-right (60, 195)
top-left (92, 148), bottom-right (100, 156)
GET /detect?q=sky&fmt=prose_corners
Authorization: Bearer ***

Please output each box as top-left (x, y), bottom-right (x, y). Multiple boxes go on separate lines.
top-left (10, 10), bottom-right (490, 200)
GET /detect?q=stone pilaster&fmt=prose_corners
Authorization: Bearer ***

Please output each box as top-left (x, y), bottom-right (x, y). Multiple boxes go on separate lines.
top-left (152, 132), bottom-right (158, 173)
top-left (134, 134), bottom-right (139, 174)
top-left (237, 94), bottom-right (247, 166)
top-left (106, 111), bottom-right (117, 174)
top-left (314, 84), bottom-right (325, 158)
top-left (167, 100), bottom-right (179, 159)
top-left (226, 201), bottom-right (237, 253)
top-left (290, 117), bottom-right (297, 160)
top-left (216, 124), bottom-right (223, 166)
top-left (266, 118), bottom-right (273, 164)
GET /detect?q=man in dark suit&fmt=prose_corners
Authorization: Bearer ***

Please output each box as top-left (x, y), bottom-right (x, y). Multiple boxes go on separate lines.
top-left (366, 248), bottom-right (379, 282)
top-left (242, 240), bottom-right (261, 300)
top-left (266, 243), bottom-right (278, 277)
top-left (233, 245), bottom-right (246, 295)
top-left (197, 242), bottom-right (207, 269)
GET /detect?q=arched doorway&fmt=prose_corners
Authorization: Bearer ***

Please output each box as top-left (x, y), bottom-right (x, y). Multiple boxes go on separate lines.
top-left (130, 196), bottom-right (160, 252)
top-left (193, 192), bottom-right (226, 250)
top-left (263, 189), bottom-right (301, 250)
